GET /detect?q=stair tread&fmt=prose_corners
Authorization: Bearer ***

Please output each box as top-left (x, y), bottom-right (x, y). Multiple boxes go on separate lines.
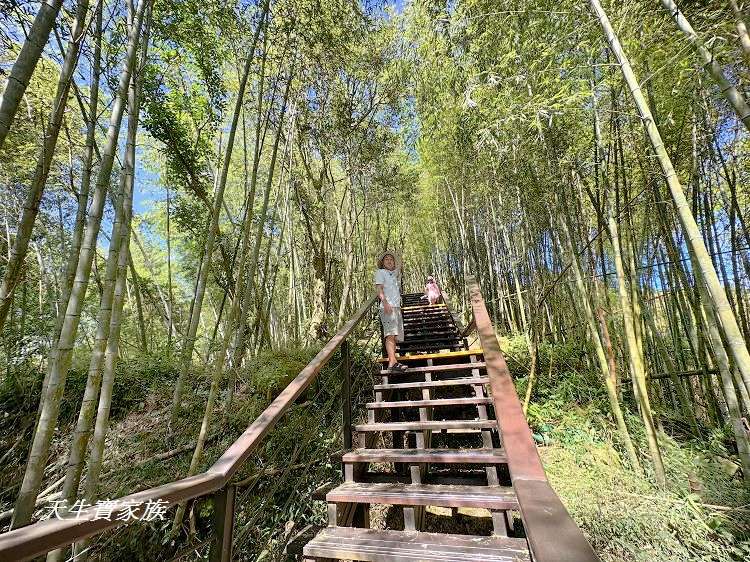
top-left (379, 362), bottom-right (486, 375)
top-left (403, 314), bottom-right (452, 319)
top-left (375, 377), bottom-right (490, 390)
top-left (402, 321), bottom-right (453, 326)
top-left (397, 344), bottom-right (463, 350)
top-left (396, 342), bottom-right (464, 353)
top-left (396, 340), bottom-right (464, 351)
top-left (303, 527), bottom-right (530, 561)
top-left (377, 350), bottom-right (483, 363)
top-left (398, 342), bottom-right (462, 348)
top-left (327, 482), bottom-right (518, 509)
top-left (343, 447), bottom-right (507, 464)
top-left (367, 397), bottom-right (492, 409)
top-left (398, 335), bottom-right (461, 343)
top-left (354, 420), bottom-right (496, 432)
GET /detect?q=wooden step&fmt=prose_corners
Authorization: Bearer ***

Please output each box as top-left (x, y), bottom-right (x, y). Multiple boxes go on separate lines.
top-left (402, 334), bottom-right (459, 342)
top-left (401, 337), bottom-right (458, 343)
top-left (326, 482), bottom-right (518, 510)
top-left (403, 305), bottom-right (449, 312)
top-left (397, 336), bottom-right (464, 347)
top-left (402, 314), bottom-right (452, 321)
top-left (402, 322), bottom-right (454, 329)
top-left (398, 335), bottom-right (461, 344)
top-left (402, 315), bottom-right (451, 322)
top-left (366, 397), bottom-right (492, 409)
top-left (402, 310), bottom-right (451, 317)
top-left (379, 362), bottom-right (486, 375)
top-left (397, 343), bottom-right (463, 351)
top-left (402, 322), bottom-right (453, 329)
top-left (398, 341), bottom-right (462, 349)
top-left (342, 448), bottom-right (507, 465)
top-left (402, 315), bottom-right (452, 322)
top-left (354, 420), bottom-right (496, 433)
top-left (403, 329), bottom-right (458, 338)
top-left (303, 527), bottom-right (530, 561)
top-left (374, 377), bottom-right (490, 390)
top-left (402, 304), bottom-right (447, 311)
top-left (378, 349), bottom-right (483, 363)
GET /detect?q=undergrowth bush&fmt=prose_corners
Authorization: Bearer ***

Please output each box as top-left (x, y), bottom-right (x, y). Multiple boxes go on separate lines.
top-left (505, 334), bottom-right (750, 561)
top-left (82, 343), bottom-right (376, 560)
top-left (0, 353), bottom-right (180, 429)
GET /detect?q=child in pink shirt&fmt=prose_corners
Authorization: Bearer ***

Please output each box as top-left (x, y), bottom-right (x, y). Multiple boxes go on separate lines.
top-left (424, 275), bottom-right (443, 305)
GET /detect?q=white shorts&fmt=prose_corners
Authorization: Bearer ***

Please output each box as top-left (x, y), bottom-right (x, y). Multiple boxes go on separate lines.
top-left (379, 307), bottom-right (404, 342)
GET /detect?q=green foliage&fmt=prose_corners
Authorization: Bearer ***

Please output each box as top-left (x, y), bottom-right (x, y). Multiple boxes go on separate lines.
top-left (237, 346), bottom-right (315, 399)
top-left (70, 344), bottom-right (374, 560)
top-left (509, 335), bottom-right (750, 560)
top-left (0, 354), bottom-right (179, 428)
top-left (542, 421), bottom-right (750, 562)
top-left (140, 63), bottom-right (214, 210)
top-left (140, 0), bottom-right (235, 237)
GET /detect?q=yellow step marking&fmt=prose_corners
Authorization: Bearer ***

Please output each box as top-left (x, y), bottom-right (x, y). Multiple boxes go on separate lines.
top-left (378, 349), bottom-right (484, 362)
top-left (401, 303), bottom-right (447, 311)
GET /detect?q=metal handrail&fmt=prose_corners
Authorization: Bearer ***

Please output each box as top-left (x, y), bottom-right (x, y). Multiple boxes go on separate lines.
top-left (0, 295), bottom-right (378, 561)
top-left (466, 276), bottom-right (599, 562)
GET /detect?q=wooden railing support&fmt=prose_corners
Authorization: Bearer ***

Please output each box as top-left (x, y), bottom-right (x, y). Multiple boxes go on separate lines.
top-left (341, 339), bottom-right (352, 450)
top-left (209, 485), bottom-right (236, 562)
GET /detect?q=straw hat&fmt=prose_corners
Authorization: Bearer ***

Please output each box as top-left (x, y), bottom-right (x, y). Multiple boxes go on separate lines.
top-left (376, 250), bottom-right (402, 270)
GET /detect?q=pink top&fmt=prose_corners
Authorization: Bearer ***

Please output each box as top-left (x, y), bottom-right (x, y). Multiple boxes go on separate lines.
top-left (425, 281), bottom-right (441, 301)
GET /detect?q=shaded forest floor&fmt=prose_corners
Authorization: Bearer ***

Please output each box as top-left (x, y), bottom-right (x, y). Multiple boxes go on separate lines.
top-left (1, 338), bottom-right (749, 560)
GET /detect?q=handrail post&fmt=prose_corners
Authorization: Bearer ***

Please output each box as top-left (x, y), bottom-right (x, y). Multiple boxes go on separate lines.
top-left (341, 339), bottom-right (352, 450)
top-left (210, 484), bottom-right (236, 562)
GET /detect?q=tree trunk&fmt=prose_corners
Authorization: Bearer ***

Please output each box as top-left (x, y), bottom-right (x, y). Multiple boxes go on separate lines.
top-left (169, 2), bottom-right (268, 427)
top-left (591, 0), bottom-right (750, 413)
top-left (0, 0), bottom-right (90, 333)
top-left (171, 69), bottom-right (293, 532)
top-left (556, 207), bottom-right (642, 472)
top-left (660, 0), bottom-right (750, 132)
top-left (128, 256), bottom-right (148, 352)
top-left (53, 167), bottom-right (128, 537)
top-left (694, 256), bottom-right (750, 479)
top-left (225, 77), bottom-right (292, 409)
top-left (10, 0), bottom-right (150, 528)
top-left (36, 2), bottom-right (102, 422)
top-left (0, 0), bottom-right (64, 148)
top-left (607, 205), bottom-right (666, 485)
top-left (728, 0), bottom-right (750, 65)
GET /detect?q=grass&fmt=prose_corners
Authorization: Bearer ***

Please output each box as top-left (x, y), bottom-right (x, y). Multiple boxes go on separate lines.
top-left (506, 334), bottom-right (750, 562)
top-left (0, 344), bottom-right (370, 559)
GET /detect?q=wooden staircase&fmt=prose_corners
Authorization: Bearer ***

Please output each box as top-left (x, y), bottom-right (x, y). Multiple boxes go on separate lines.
top-left (303, 293), bottom-right (531, 561)
top-left (0, 279), bottom-right (595, 562)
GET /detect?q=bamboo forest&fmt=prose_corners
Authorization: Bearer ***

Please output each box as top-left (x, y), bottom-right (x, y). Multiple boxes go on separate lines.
top-left (3, 0), bottom-right (750, 560)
